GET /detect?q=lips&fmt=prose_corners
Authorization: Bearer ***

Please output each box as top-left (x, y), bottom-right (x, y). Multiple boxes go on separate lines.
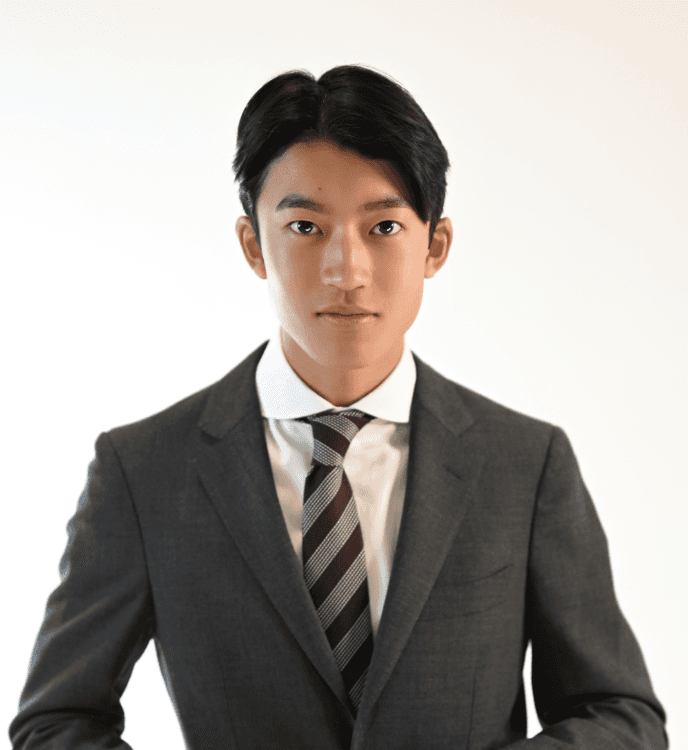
top-left (317, 307), bottom-right (377, 316)
top-left (316, 309), bottom-right (378, 328)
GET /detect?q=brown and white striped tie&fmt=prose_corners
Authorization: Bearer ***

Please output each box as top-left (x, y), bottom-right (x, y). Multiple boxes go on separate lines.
top-left (299, 408), bottom-right (375, 715)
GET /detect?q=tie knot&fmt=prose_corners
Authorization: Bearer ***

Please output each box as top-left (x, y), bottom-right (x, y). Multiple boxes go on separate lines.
top-left (300, 409), bottom-right (374, 466)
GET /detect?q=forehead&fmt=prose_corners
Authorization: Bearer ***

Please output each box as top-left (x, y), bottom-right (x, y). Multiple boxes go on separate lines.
top-left (258, 139), bottom-right (410, 209)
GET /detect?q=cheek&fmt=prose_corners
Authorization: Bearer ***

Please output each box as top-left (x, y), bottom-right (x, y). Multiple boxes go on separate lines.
top-left (265, 252), bottom-right (311, 312)
top-left (398, 283), bottom-right (425, 322)
top-left (379, 255), bottom-right (425, 310)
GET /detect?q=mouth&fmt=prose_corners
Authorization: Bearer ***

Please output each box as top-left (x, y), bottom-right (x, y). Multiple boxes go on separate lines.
top-left (316, 312), bottom-right (378, 326)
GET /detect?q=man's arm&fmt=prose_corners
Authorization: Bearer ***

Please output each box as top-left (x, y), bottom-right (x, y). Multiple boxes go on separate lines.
top-left (9, 432), bottom-right (155, 750)
top-left (510, 426), bottom-right (667, 748)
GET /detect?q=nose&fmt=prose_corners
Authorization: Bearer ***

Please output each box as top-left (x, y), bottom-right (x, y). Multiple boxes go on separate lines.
top-left (320, 228), bottom-right (372, 292)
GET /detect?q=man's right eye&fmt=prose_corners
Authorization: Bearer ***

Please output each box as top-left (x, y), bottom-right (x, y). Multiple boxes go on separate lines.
top-left (288, 220), bottom-right (318, 235)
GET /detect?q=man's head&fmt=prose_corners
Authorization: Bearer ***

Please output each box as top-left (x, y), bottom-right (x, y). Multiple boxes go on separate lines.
top-left (233, 65), bottom-right (450, 252)
top-left (233, 65), bottom-right (453, 396)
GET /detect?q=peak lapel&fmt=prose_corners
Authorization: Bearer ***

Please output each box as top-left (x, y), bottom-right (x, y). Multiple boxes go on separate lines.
top-left (354, 355), bottom-right (485, 730)
top-left (194, 343), bottom-right (351, 714)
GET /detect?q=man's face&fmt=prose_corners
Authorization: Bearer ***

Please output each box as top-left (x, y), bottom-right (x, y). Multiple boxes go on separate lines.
top-left (238, 138), bottom-right (451, 372)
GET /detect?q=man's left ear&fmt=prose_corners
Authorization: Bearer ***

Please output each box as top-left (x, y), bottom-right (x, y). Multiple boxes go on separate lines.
top-left (424, 216), bottom-right (453, 279)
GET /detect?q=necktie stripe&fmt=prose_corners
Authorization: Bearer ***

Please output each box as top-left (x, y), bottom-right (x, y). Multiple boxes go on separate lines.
top-left (303, 471), bottom-right (353, 562)
top-left (301, 408), bottom-right (375, 715)
top-left (311, 413), bottom-right (361, 442)
top-left (313, 424), bottom-right (350, 456)
top-left (324, 578), bottom-right (369, 647)
top-left (304, 496), bottom-right (359, 588)
top-left (335, 409), bottom-right (374, 428)
top-left (341, 632), bottom-right (374, 691)
top-left (302, 466), bottom-right (341, 534)
top-left (332, 603), bottom-right (373, 670)
top-left (316, 551), bottom-right (367, 632)
top-left (320, 410), bottom-right (373, 430)
top-left (313, 439), bottom-right (346, 467)
top-left (308, 524), bottom-right (363, 609)
top-left (347, 666), bottom-right (369, 709)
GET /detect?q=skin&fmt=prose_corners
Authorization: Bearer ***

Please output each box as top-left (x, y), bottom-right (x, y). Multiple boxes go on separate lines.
top-left (236, 137), bottom-right (453, 406)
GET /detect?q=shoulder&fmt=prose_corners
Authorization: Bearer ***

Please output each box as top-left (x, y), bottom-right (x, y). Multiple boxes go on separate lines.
top-left (458, 380), bottom-right (553, 438)
top-left (414, 355), bottom-right (556, 449)
top-left (104, 380), bottom-right (215, 464)
top-left (414, 360), bottom-right (584, 506)
top-left (459, 382), bottom-right (562, 477)
top-left (103, 341), bottom-right (268, 463)
top-left (410, 355), bottom-right (570, 492)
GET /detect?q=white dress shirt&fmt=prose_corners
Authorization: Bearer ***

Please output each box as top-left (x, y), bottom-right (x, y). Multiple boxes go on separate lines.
top-left (254, 330), bottom-right (417, 636)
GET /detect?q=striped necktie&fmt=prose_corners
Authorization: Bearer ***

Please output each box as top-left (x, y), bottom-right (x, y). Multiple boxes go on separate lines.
top-left (299, 408), bottom-right (375, 715)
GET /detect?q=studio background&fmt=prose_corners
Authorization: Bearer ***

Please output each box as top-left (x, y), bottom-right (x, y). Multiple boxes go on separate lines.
top-left (2, 0), bottom-right (686, 747)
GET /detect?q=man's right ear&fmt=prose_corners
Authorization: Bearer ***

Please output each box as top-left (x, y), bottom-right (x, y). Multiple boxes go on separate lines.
top-left (236, 215), bottom-right (267, 280)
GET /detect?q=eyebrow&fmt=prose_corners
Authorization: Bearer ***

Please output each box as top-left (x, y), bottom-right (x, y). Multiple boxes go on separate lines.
top-left (275, 193), bottom-right (410, 213)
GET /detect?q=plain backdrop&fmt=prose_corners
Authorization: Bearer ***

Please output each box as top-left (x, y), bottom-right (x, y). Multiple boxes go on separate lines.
top-left (2, 0), bottom-right (686, 747)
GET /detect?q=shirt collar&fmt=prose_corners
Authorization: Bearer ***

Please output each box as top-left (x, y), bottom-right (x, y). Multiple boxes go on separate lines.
top-left (255, 328), bottom-right (416, 423)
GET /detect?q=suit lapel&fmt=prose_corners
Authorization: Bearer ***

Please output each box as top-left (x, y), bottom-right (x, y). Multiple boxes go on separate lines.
top-left (354, 355), bottom-right (485, 729)
top-left (194, 343), bottom-right (351, 713)
top-left (191, 343), bottom-right (484, 726)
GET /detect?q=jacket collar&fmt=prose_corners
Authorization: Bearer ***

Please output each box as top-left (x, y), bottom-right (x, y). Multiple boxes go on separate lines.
top-left (254, 331), bottom-right (417, 422)
top-left (198, 341), bottom-right (269, 440)
top-left (198, 340), bottom-right (474, 439)
top-left (195, 341), bottom-right (483, 725)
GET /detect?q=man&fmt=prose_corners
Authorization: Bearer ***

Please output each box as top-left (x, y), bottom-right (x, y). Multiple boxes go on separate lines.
top-left (10, 64), bottom-right (667, 749)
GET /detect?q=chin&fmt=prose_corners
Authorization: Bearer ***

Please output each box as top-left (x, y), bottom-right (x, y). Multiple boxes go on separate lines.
top-left (312, 339), bottom-right (378, 370)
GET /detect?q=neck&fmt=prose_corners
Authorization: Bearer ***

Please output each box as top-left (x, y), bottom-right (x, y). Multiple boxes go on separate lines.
top-left (280, 328), bottom-right (404, 407)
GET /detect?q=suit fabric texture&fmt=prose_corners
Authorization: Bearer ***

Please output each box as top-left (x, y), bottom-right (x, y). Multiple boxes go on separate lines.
top-left (10, 342), bottom-right (667, 749)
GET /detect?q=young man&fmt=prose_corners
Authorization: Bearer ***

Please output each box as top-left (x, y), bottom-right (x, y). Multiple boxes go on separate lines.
top-left (10, 65), bottom-right (667, 749)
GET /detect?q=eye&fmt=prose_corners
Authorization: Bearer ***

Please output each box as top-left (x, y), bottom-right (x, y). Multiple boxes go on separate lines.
top-left (372, 220), bottom-right (401, 236)
top-left (287, 220), bottom-right (319, 235)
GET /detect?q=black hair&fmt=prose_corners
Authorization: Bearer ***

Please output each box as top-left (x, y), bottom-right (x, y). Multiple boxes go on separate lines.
top-left (232, 64), bottom-right (450, 249)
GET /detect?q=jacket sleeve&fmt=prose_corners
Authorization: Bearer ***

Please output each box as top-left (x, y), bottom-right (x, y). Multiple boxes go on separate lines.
top-left (507, 426), bottom-right (668, 748)
top-left (9, 432), bottom-right (155, 750)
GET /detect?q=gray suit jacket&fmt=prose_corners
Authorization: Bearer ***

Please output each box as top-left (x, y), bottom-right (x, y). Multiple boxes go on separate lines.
top-left (10, 342), bottom-right (667, 749)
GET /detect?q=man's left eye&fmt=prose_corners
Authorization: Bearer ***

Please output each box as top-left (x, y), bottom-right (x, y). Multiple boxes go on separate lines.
top-left (373, 221), bottom-right (401, 236)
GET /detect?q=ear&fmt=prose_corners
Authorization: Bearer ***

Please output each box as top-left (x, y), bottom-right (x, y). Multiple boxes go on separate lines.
top-left (424, 216), bottom-right (453, 279)
top-left (236, 216), bottom-right (267, 280)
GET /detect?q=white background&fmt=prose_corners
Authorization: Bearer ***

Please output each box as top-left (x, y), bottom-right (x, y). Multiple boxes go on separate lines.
top-left (2, 0), bottom-right (686, 747)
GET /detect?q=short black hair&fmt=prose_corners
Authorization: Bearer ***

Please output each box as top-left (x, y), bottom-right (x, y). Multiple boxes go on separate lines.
top-left (232, 64), bottom-right (450, 249)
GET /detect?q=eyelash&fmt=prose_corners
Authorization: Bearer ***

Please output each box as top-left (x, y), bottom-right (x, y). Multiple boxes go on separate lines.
top-left (287, 220), bottom-right (402, 237)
